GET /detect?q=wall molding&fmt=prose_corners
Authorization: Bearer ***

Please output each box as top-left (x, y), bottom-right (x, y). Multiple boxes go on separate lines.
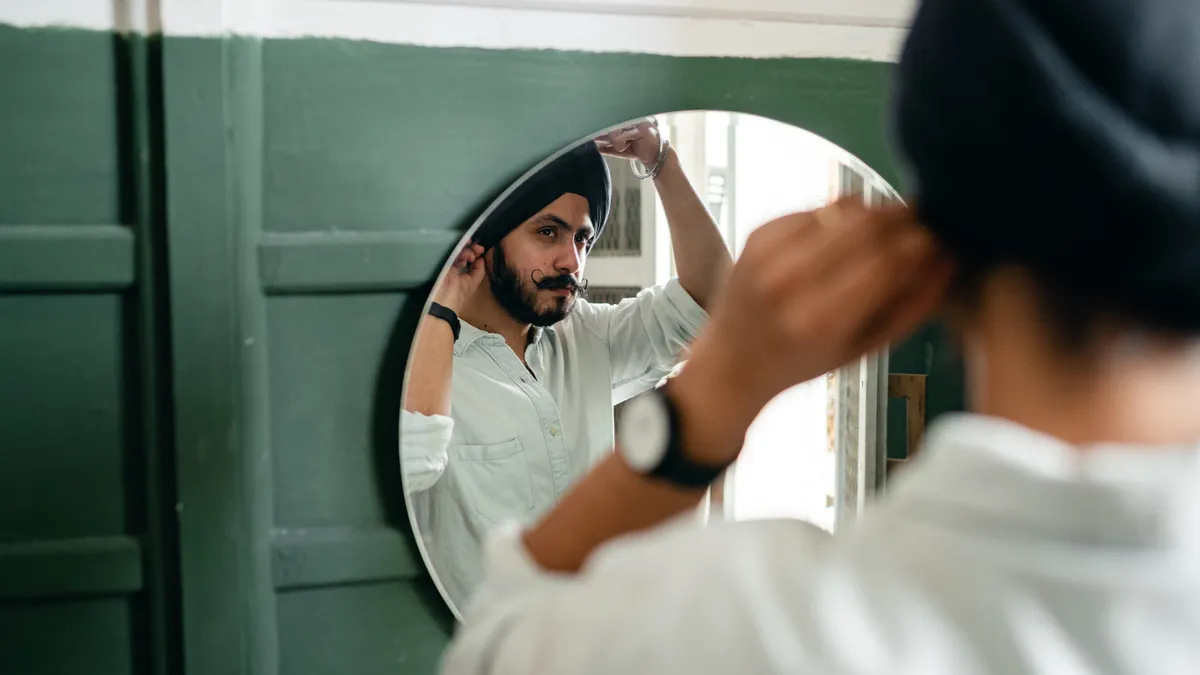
top-left (258, 230), bottom-right (461, 295)
top-left (0, 536), bottom-right (144, 600)
top-left (0, 225), bottom-right (135, 292)
top-left (271, 527), bottom-right (422, 591)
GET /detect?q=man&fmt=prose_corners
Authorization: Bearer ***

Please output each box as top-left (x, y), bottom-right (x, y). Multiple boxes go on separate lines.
top-left (401, 122), bottom-right (733, 607)
top-left (443, 0), bottom-right (1200, 672)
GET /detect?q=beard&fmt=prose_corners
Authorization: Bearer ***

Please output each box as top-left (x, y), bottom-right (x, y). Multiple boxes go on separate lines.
top-left (489, 242), bottom-right (584, 327)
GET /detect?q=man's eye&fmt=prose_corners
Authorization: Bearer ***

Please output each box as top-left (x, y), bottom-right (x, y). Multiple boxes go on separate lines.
top-left (539, 228), bottom-right (555, 237)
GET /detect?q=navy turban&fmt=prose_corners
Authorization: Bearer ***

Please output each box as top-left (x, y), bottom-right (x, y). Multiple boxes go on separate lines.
top-left (894, 0), bottom-right (1200, 332)
top-left (473, 141), bottom-right (612, 252)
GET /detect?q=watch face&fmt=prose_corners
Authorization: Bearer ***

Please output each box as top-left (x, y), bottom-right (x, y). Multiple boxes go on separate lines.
top-left (618, 393), bottom-right (670, 473)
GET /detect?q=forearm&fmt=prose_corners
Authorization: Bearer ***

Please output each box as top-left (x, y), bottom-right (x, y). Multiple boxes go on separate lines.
top-left (402, 318), bottom-right (457, 416)
top-left (653, 148), bottom-right (734, 309)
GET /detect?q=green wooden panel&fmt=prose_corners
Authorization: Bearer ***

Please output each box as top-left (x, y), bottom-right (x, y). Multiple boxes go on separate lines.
top-left (0, 598), bottom-right (134, 675)
top-left (272, 527), bottom-right (421, 591)
top-left (0, 224), bottom-right (135, 291)
top-left (0, 26), bottom-right (178, 675)
top-left (0, 536), bottom-right (142, 600)
top-left (268, 294), bottom-right (410, 528)
top-left (276, 583), bottom-right (453, 675)
top-left (259, 231), bottom-right (459, 294)
top-left (0, 295), bottom-right (127, 542)
top-left (0, 25), bottom-right (125, 225)
top-left (161, 35), bottom-right (278, 675)
top-left (118, 31), bottom-right (182, 675)
top-left (262, 41), bottom-right (899, 234)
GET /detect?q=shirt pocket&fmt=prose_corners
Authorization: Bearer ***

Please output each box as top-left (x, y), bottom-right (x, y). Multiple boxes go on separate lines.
top-left (449, 437), bottom-right (535, 527)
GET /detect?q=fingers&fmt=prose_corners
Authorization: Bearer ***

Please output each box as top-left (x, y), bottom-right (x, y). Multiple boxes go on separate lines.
top-left (743, 201), bottom-right (948, 369)
top-left (800, 220), bottom-right (940, 342)
top-left (804, 201), bottom-right (914, 280)
top-left (595, 126), bottom-right (646, 156)
top-left (744, 203), bottom-right (916, 313)
top-left (452, 242), bottom-right (485, 272)
top-left (467, 254), bottom-right (486, 282)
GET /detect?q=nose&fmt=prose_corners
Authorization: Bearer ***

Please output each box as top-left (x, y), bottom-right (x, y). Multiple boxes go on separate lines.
top-left (554, 239), bottom-right (583, 276)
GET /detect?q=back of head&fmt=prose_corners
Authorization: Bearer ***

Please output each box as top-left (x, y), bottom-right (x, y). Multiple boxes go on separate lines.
top-left (894, 0), bottom-right (1200, 337)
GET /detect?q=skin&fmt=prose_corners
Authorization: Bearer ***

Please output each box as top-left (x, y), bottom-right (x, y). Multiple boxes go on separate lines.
top-left (521, 199), bottom-right (1200, 573)
top-left (403, 121), bottom-right (733, 418)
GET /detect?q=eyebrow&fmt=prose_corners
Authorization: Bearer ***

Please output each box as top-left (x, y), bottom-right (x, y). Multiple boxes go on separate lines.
top-left (537, 214), bottom-right (595, 240)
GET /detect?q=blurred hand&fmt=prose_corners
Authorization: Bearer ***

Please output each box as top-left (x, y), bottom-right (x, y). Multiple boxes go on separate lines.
top-left (433, 241), bottom-right (486, 313)
top-left (672, 198), bottom-right (954, 464)
top-left (594, 119), bottom-right (662, 166)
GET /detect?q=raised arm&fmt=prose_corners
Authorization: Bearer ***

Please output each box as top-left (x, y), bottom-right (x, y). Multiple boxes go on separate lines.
top-left (526, 201), bottom-right (951, 572)
top-left (400, 242), bottom-right (485, 492)
top-left (402, 242), bottom-right (484, 417)
top-left (596, 120), bottom-right (734, 310)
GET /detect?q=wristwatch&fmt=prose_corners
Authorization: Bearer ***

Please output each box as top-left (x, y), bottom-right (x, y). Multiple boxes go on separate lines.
top-left (427, 302), bottom-right (461, 341)
top-left (617, 386), bottom-right (727, 488)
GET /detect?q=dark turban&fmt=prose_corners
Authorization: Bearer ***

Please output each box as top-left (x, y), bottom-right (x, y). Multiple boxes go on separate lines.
top-left (894, 0), bottom-right (1200, 332)
top-left (473, 141), bottom-right (612, 251)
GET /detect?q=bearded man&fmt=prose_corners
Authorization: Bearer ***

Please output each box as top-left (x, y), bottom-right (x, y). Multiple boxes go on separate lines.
top-left (401, 123), bottom-right (732, 606)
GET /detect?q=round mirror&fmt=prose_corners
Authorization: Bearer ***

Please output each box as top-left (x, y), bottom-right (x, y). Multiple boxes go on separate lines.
top-left (399, 111), bottom-right (901, 619)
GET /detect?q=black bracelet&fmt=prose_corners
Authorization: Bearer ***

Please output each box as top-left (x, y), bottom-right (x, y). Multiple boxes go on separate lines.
top-left (427, 302), bottom-right (461, 341)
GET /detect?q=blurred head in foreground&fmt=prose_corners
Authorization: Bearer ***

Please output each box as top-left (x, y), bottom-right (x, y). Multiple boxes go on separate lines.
top-left (895, 0), bottom-right (1200, 443)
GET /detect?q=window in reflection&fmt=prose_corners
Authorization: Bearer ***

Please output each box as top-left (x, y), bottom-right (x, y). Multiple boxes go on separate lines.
top-left (591, 111), bottom-right (895, 532)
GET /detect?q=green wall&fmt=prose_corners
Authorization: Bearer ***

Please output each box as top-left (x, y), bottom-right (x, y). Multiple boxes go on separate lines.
top-left (0, 24), bottom-right (961, 675)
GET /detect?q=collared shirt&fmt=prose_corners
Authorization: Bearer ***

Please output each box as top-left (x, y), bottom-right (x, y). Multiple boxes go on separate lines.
top-left (441, 413), bottom-right (1200, 674)
top-left (401, 278), bottom-right (708, 609)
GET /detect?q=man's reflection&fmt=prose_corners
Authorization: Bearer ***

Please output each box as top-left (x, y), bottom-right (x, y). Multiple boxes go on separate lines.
top-left (400, 122), bottom-right (733, 607)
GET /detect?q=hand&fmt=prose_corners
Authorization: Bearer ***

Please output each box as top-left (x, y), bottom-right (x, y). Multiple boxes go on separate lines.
top-left (434, 241), bottom-right (486, 312)
top-left (594, 119), bottom-right (662, 167)
top-left (671, 198), bottom-right (954, 465)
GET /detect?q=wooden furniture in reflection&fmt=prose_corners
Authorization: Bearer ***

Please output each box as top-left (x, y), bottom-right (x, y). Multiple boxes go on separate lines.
top-left (886, 373), bottom-right (927, 477)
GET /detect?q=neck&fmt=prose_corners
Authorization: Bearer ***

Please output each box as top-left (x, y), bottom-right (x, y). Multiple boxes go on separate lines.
top-left (972, 336), bottom-right (1200, 448)
top-left (459, 290), bottom-right (533, 363)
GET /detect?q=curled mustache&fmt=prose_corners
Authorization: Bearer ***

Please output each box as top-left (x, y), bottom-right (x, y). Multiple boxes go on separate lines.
top-left (531, 269), bottom-right (589, 294)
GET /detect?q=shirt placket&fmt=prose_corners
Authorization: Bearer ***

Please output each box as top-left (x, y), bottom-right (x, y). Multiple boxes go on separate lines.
top-left (486, 337), bottom-right (573, 499)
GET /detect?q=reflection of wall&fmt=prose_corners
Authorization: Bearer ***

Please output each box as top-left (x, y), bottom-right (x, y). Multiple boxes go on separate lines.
top-left (0, 3), bottom-right (960, 675)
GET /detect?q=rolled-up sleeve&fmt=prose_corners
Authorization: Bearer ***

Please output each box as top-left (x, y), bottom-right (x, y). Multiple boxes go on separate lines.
top-left (399, 410), bottom-right (455, 493)
top-left (580, 278), bottom-right (709, 403)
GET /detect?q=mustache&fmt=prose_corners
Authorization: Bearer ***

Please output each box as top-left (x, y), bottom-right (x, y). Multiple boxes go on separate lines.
top-left (530, 270), bottom-right (589, 293)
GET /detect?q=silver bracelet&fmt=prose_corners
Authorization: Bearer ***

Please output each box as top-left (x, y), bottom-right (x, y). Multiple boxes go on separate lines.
top-left (631, 137), bottom-right (670, 180)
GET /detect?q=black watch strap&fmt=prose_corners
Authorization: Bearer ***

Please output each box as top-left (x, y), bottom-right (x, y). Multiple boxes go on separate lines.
top-left (649, 387), bottom-right (728, 488)
top-left (427, 302), bottom-right (461, 341)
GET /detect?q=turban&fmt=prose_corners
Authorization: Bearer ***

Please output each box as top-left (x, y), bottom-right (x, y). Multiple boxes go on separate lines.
top-left (894, 0), bottom-right (1200, 331)
top-left (473, 141), bottom-right (612, 251)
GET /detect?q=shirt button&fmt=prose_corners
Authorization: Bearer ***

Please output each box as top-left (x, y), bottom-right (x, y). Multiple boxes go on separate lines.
top-left (549, 426), bottom-right (560, 437)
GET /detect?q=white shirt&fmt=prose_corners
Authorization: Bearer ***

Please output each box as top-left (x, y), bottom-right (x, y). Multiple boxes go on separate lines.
top-left (441, 413), bottom-right (1200, 675)
top-left (401, 278), bottom-right (708, 609)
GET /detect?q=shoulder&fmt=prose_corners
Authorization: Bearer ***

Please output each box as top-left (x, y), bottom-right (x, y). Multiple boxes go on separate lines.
top-left (551, 299), bottom-right (614, 343)
top-left (585, 512), bottom-right (976, 671)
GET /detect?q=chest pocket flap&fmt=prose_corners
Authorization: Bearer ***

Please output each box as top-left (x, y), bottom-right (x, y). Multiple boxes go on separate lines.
top-left (449, 437), bottom-right (534, 526)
